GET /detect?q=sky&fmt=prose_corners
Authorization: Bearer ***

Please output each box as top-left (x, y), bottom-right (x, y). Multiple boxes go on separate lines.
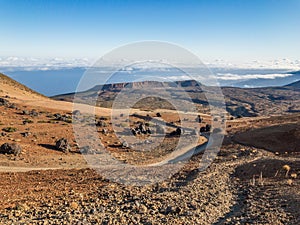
top-left (1, 0), bottom-right (300, 62)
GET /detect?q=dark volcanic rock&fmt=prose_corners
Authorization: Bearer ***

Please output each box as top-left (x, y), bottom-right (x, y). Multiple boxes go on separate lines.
top-left (170, 127), bottom-right (183, 136)
top-left (55, 138), bottom-right (71, 153)
top-left (0, 98), bottom-right (9, 106)
top-left (0, 143), bottom-right (22, 156)
top-left (53, 113), bottom-right (72, 122)
top-left (72, 110), bottom-right (81, 116)
top-left (22, 110), bottom-right (39, 117)
top-left (96, 120), bottom-right (107, 127)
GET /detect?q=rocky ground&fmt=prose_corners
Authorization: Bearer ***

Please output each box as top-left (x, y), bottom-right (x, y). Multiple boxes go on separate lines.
top-left (0, 74), bottom-right (299, 224)
top-left (0, 142), bottom-right (299, 224)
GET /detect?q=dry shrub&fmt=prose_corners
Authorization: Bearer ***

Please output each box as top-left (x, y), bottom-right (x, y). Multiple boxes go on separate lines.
top-left (287, 179), bottom-right (293, 185)
top-left (290, 173), bottom-right (297, 179)
top-left (282, 164), bottom-right (291, 177)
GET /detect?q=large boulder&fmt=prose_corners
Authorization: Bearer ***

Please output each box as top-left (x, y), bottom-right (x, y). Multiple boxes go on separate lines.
top-left (196, 115), bottom-right (202, 123)
top-left (200, 126), bottom-right (206, 133)
top-left (176, 127), bottom-right (184, 135)
top-left (72, 110), bottom-right (81, 116)
top-left (96, 120), bottom-right (107, 127)
top-left (0, 98), bottom-right (9, 106)
top-left (131, 128), bottom-right (137, 136)
top-left (139, 123), bottom-right (147, 134)
top-left (170, 127), bottom-right (183, 136)
top-left (55, 138), bottom-right (70, 153)
top-left (72, 110), bottom-right (81, 121)
top-left (205, 124), bottom-right (211, 132)
top-left (0, 143), bottom-right (22, 156)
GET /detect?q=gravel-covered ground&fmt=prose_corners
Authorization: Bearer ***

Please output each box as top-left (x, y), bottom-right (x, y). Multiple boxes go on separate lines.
top-left (0, 146), bottom-right (299, 225)
top-left (0, 89), bottom-right (299, 224)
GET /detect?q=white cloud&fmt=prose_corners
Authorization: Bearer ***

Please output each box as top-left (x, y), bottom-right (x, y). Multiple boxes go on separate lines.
top-left (216, 73), bottom-right (293, 80)
top-left (159, 75), bottom-right (192, 81)
top-left (0, 56), bottom-right (299, 74)
top-left (206, 58), bottom-right (300, 70)
top-left (0, 56), bottom-right (94, 71)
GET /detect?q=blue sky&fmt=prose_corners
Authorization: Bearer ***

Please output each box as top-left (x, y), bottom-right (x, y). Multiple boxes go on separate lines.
top-left (1, 0), bottom-right (300, 61)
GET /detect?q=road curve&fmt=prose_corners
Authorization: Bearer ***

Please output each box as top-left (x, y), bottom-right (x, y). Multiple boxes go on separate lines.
top-left (147, 133), bottom-right (211, 167)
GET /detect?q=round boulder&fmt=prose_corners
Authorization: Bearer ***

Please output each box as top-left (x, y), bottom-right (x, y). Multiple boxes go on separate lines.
top-left (0, 98), bottom-right (9, 106)
top-left (0, 143), bottom-right (22, 156)
top-left (55, 138), bottom-right (71, 153)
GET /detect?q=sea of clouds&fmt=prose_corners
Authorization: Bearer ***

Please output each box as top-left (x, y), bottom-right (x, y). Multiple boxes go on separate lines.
top-left (0, 56), bottom-right (299, 96)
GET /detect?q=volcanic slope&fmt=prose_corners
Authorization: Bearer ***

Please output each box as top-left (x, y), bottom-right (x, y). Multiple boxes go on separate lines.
top-left (0, 73), bottom-right (299, 224)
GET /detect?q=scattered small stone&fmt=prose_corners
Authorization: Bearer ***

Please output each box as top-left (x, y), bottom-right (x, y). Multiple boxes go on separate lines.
top-left (72, 110), bottom-right (81, 116)
top-left (53, 113), bottom-right (72, 123)
top-left (139, 204), bottom-right (148, 214)
top-left (22, 110), bottom-right (38, 117)
top-left (70, 202), bottom-right (79, 210)
top-left (122, 141), bottom-right (129, 148)
top-left (21, 132), bottom-right (31, 137)
top-left (22, 110), bottom-right (30, 115)
top-left (102, 128), bottom-right (108, 134)
top-left (8, 104), bottom-right (17, 109)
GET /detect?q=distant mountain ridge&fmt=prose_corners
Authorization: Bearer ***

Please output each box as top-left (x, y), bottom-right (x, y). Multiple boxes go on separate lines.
top-left (88, 79), bottom-right (201, 92)
top-left (285, 79), bottom-right (300, 89)
top-left (53, 78), bottom-right (300, 117)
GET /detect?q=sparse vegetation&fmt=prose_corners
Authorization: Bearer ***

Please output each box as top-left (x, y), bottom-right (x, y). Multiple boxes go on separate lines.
top-left (2, 127), bottom-right (17, 132)
top-left (23, 118), bottom-right (34, 124)
top-left (287, 179), bottom-right (293, 185)
top-left (37, 120), bottom-right (50, 123)
top-left (290, 173), bottom-right (297, 179)
top-left (282, 164), bottom-right (291, 177)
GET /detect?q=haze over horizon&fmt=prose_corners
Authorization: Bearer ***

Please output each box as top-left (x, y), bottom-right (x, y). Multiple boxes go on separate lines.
top-left (1, 0), bottom-right (300, 62)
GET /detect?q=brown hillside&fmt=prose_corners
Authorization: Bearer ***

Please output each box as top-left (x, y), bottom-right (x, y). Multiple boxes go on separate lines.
top-left (0, 73), bottom-right (46, 100)
top-left (233, 122), bottom-right (300, 154)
